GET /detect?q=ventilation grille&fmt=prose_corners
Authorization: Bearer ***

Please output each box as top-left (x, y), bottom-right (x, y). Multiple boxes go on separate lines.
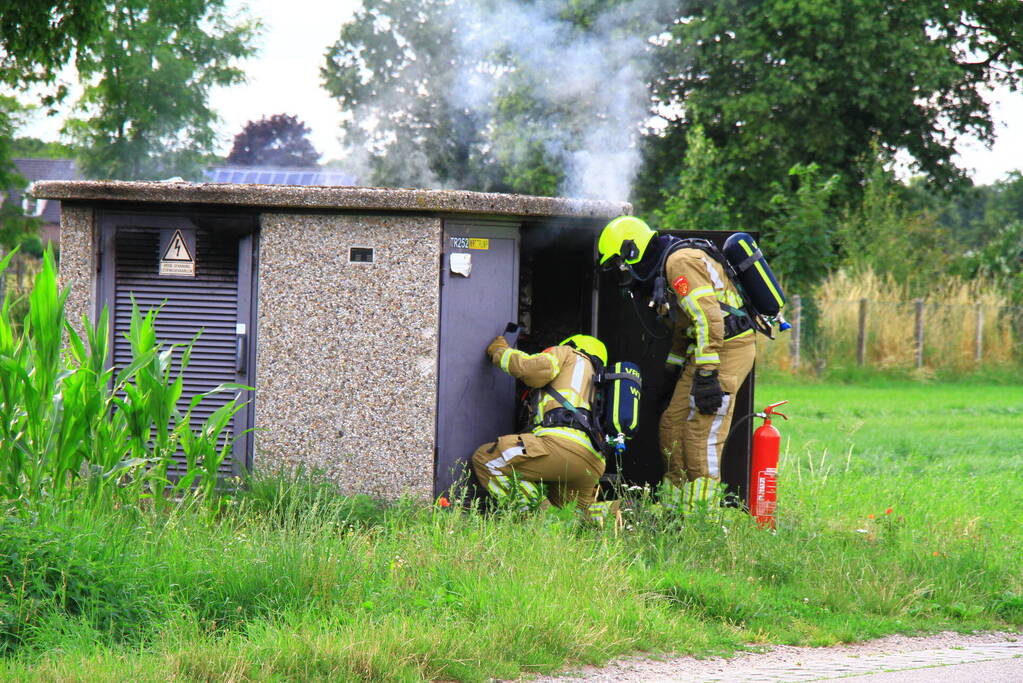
top-left (113, 227), bottom-right (240, 476)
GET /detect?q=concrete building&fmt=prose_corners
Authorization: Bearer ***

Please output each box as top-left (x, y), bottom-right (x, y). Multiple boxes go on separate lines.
top-left (29, 180), bottom-right (756, 500)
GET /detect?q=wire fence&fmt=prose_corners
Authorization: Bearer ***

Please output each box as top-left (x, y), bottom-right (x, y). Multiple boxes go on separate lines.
top-left (759, 294), bottom-right (1023, 373)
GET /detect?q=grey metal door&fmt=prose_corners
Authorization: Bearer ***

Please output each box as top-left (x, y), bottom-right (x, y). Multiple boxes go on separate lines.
top-left (97, 212), bottom-right (258, 477)
top-left (435, 220), bottom-right (520, 497)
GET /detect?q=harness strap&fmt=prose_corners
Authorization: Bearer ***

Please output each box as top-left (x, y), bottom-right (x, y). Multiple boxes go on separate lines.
top-left (541, 385), bottom-right (609, 456)
top-left (541, 407), bottom-right (594, 429)
top-left (603, 371), bottom-right (643, 389)
top-left (723, 309), bottom-right (755, 339)
top-left (732, 248), bottom-right (762, 274)
top-left (542, 386), bottom-right (591, 426)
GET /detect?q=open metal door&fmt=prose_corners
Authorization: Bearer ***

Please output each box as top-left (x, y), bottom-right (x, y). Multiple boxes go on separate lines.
top-left (435, 220), bottom-right (520, 497)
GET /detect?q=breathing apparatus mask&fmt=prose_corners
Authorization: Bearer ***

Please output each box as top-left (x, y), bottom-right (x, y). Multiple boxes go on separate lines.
top-left (597, 238), bottom-right (674, 342)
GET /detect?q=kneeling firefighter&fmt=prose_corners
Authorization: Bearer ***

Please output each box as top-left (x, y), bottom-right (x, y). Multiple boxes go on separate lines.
top-left (597, 216), bottom-right (785, 513)
top-left (471, 333), bottom-right (619, 525)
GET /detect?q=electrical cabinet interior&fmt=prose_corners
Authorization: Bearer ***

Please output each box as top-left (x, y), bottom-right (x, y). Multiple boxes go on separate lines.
top-left (515, 224), bottom-right (756, 502)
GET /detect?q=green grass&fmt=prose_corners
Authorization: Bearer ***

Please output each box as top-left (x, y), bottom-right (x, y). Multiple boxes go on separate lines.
top-left (1, 379), bottom-right (1021, 681)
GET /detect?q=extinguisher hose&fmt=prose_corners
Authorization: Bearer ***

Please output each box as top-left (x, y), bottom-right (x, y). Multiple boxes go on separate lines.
top-left (722, 411), bottom-right (758, 453)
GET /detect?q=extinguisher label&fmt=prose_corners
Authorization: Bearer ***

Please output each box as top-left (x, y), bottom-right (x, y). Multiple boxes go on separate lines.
top-left (754, 472), bottom-right (777, 518)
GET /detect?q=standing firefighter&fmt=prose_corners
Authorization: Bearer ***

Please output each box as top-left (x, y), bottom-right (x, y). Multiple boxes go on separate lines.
top-left (471, 333), bottom-right (619, 526)
top-left (597, 216), bottom-right (784, 513)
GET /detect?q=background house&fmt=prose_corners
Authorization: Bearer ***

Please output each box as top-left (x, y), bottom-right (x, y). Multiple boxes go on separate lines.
top-left (11, 158), bottom-right (81, 248)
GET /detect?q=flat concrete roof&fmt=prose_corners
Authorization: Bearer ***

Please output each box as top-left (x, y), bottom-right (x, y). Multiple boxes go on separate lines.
top-left (30, 180), bottom-right (631, 219)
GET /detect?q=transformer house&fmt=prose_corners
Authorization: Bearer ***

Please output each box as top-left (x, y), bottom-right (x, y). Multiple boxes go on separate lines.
top-left (31, 180), bottom-right (756, 501)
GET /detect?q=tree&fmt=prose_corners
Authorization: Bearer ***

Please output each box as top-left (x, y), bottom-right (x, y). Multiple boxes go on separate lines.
top-left (10, 136), bottom-right (76, 159)
top-left (0, 1), bottom-right (107, 91)
top-left (225, 114), bottom-right (320, 167)
top-left (0, 97), bottom-right (37, 250)
top-left (63, 0), bottom-right (258, 180)
top-left (322, 0), bottom-right (508, 191)
top-left (0, 2), bottom-right (105, 203)
top-left (653, 125), bottom-right (736, 231)
top-left (639, 0), bottom-right (1023, 220)
top-left (765, 164), bottom-right (841, 296)
top-left (835, 162), bottom-right (954, 296)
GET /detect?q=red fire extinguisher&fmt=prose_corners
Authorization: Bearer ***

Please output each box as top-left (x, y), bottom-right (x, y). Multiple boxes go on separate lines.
top-left (748, 400), bottom-right (788, 529)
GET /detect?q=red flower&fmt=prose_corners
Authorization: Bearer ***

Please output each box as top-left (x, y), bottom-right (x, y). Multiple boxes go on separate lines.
top-left (932, 551), bottom-right (940, 557)
top-left (885, 508), bottom-right (893, 515)
top-left (867, 513), bottom-right (874, 519)
top-left (438, 496), bottom-right (451, 508)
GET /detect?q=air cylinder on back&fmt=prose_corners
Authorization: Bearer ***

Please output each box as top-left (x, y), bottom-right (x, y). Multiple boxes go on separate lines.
top-left (722, 232), bottom-right (786, 317)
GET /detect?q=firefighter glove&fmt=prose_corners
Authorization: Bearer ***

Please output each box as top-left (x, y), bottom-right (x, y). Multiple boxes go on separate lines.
top-left (692, 368), bottom-right (723, 415)
top-left (486, 335), bottom-right (509, 360)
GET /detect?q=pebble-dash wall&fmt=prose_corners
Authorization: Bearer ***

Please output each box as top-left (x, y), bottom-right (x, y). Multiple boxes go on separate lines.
top-left (254, 213), bottom-right (441, 498)
top-left (58, 204), bottom-right (95, 336)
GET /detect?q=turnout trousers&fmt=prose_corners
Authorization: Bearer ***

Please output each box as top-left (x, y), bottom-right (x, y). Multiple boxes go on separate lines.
top-left (471, 429), bottom-right (605, 511)
top-left (659, 335), bottom-right (756, 502)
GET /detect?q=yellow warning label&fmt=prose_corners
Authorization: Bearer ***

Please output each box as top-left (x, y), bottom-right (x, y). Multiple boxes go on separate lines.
top-left (450, 236), bottom-right (490, 250)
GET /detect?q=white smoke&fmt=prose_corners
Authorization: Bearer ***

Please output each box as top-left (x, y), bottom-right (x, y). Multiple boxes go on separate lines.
top-left (337, 0), bottom-right (670, 200)
top-left (450, 0), bottom-right (666, 201)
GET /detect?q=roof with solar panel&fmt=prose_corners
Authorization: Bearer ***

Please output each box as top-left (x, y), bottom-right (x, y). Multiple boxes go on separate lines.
top-left (205, 165), bottom-right (357, 186)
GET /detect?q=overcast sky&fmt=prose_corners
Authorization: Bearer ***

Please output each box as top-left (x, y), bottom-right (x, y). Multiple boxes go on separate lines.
top-left (207, 0), bottom-right (361, 165)
top-left (14, 0), bottom-right (1023, 186)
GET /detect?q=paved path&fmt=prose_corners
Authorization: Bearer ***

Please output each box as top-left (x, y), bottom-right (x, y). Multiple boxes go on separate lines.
top-left (525, 631), bottom-right (1022, 682)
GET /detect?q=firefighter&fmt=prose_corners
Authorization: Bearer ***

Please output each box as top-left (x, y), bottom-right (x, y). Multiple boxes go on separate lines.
top-left (597, 216), bottom-right (757, 513)
top-left (470, 333), bottom-right (619, 526)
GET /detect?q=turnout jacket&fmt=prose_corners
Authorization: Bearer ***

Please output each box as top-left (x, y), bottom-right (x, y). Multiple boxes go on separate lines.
top-left (663, 247), bottom-right (752, 371)
top-left (486, 338), bottom-right (600, 458)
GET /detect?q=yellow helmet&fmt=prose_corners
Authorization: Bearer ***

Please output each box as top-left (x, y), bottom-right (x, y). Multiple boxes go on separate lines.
top-left (560, 334), bottom-right (608, 365)
top-left (597, 215), bottom-right (656, 266)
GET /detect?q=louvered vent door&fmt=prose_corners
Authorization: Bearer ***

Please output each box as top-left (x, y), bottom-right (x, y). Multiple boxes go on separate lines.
top-left (100, 214), bottom-right (256, 478)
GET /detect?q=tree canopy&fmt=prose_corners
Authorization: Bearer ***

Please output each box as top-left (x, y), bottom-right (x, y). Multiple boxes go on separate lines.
top-left (0, 0), bottom-right (107, 90)
top-left (637, 0), bottom-right (1023, 219)
top-left (226, 114), bottom-right (320, 168)
top-left (63, 0), bottom-right (258, 180)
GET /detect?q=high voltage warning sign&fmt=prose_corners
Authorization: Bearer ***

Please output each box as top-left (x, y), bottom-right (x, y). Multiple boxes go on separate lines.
top-left (159, 229), bottom-right (195, 277)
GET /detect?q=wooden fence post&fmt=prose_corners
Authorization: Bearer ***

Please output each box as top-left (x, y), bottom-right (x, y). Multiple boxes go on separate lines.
top-left (857, 298), bottom-right (868, 366)
top-left (790, 294), bottom-right (802, 370)
top-left (914, 298), bottom-right (924, 368)
top-left (975, 308), bottom-right (984, 362)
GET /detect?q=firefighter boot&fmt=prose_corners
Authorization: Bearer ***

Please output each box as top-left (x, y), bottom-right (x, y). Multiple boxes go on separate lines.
top-left (486, 474), bottom-right (544, 513)
top-left (584, 500), bottom-right (623, 530)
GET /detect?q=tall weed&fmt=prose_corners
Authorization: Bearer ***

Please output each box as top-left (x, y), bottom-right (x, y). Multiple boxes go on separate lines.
top-left (0, 249), bottom-right (246, 512)
top-left (759, 267), bottom-right (1019, 374)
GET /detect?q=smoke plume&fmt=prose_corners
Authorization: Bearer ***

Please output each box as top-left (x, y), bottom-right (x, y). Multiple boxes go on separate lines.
top-left (338, 0), bottom-right (672, 202)
top-left (450, 0), bottom-right (666, 201)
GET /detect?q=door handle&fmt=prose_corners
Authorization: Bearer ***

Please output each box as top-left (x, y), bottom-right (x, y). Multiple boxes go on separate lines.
top-left (236, 323), bottom-right (247, 374)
